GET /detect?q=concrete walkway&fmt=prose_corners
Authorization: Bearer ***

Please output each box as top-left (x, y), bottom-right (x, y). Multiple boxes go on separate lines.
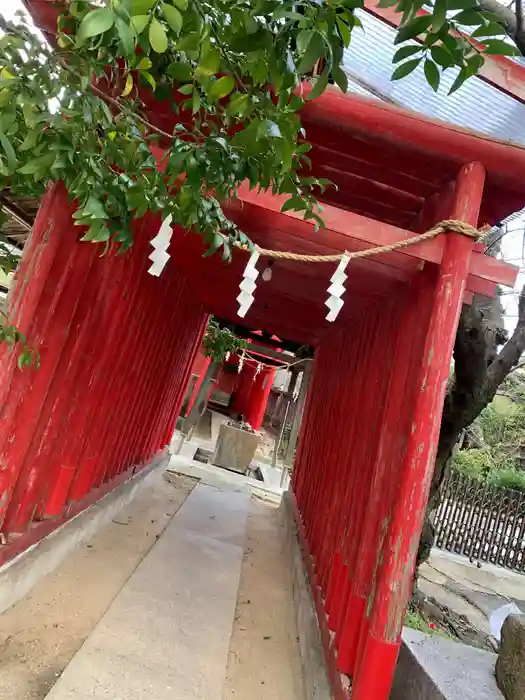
top-left (44, 484), bottom-right (250, 700)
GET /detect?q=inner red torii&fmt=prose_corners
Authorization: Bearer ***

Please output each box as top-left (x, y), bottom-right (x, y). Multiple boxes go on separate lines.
top-left (2, 4), bottom-right (524, 697)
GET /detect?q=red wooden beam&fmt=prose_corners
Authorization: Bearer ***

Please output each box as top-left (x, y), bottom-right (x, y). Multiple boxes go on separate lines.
top-left (353, 161), bottom-right (486, 700)
top-left (301, 85), bottom-right (525, 196)
top-left (363, 1), bottom-right (525, 105)
top-left (303, 121), bottom-right (455, 188)
top-left (308, 145), bottom-right (436, 198)
top-left (236, 183), bottom-right (518, 289)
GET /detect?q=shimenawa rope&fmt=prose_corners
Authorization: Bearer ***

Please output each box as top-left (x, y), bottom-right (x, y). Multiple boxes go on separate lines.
top-left (243, 219), bottom-right (485, 263)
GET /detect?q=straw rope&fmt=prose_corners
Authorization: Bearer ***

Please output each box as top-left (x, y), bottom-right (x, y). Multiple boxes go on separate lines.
top-left (244, 218), bottom-right (485, 263)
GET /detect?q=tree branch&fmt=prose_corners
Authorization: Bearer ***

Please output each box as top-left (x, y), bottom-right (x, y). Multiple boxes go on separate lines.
top-left (477, 0), bottom-right (525, 55)
top-left (486, 285), bottom-right (525, 389)
top-left (517, 0), bottom-right (523, 36)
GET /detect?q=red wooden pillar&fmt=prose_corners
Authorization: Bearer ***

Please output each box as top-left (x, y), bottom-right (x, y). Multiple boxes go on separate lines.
top-left (66, 223), bottom-right (152, 502)
top-left (185, 355), bottom-right (212, 417)
top-left (0, 184), bottom-right (96, 531)
top-left (41, 221), bottom-right (152, 516)
top-left (245, 366), bottom-right (276, 431)
top-left (352, 161), bottom-right (486, 700)
top-left (145, 290), bottom-right (208, 456)
top-left (230, 361), bottom-right (256, 418)
top-left (335, 281), bottom-right (427, 674)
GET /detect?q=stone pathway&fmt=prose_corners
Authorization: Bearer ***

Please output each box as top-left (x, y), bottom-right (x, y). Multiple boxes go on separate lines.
top-left (33, 474), bottom-right (304, 700)
top-left (44, 484), bottom-right (250, 700)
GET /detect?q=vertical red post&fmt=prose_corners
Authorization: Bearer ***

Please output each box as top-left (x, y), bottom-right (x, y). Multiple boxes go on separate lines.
top-left (185, 355), bottom-right (212, 417)
top-left (352, 161), bottom-right (486, 700)
top-left (0, 186), bottom-right (96, 531)
top-left (230, 361), bottom-right (256, 418)
top-left (245, 366), bottom-right (276, 431)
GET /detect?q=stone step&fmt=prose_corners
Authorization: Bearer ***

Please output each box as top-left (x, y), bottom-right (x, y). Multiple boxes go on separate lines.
top-left (44, 483), bottom-right (251, 700)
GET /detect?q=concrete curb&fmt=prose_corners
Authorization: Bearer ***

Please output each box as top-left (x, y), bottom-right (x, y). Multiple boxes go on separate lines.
top-left (0, 451), bottom-right (169, 616)
top-left (280, 490), bottom-right (332, 700)
top-left (391, 628), bottom-right (502, 700)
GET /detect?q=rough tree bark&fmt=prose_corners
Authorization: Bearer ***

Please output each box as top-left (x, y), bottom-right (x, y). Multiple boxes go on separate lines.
top-left (418, 284), bottom-right (525, 567)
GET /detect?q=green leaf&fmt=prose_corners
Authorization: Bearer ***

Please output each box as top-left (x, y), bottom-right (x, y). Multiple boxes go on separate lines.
top-left (227, 92), bottom-right (250, 117)
top-left (131, 15), bottom-right (150, 34)
top-left (394, 15), bottom-right (433, 44)
top-left (262, 120), bottom-right (282, 138)
top-left (482, 39), bottom-right (520, 56)
top-left (80, 196), bottom-right (109, 220)
top-left (377, 0), bottom-right (397, 6)
top-left (297, 32), bottom-right (325, 74)
top-left (122, 73), bottom-right (134, 96)
top-left (202, 233), bottom-right (223, 257)
top-left (76, 8), bottom-right (115, 45)
top-left (162, 3), bottom-right (183, 35)
top-left (392, 44), bottom-right (422, 63)
top-left (149, 18), bottom-right (168, 53)
top-left (424, 58), bottom-right (440, 91)
top-left (168, 62), bottom-right (193, 81)
top-left (0, 128), bottom-right (18, 170)
top-left (192, 89), bottom-right (201, 113)
top-left (391, 57), bottom-right (422, 80)
top-left (448, 66), bottom-right (468, 94)
top-left (115, 17), bottom-right (136, 56)
top-left (131, 0), bottom-right (156, 14)
top-left (141, 71), bottom-right (157, 90)
top-left (178, 83), bottom-right (193, 94)
top-left (432, 0), bottom-right (448, 33)
top-left (331, 65), bottom-right (348, 92)
top-left (172, 0), bottom-right (189, 10)
top-left (195, 47), bottom-right (221, 78)
top-left (336, 17), bottom-right (352, 47)
top-left (208, 75), bottom-right (235, 101)
top-left (430, 44), bottom-right (455, 67)
top-left (137, 56), bottom-right (153, 70)
top-left (307, 70), bottom-right (329, 100)
top-left (281, 196), bottom-right (307, 213)
top-left (471, 22), bottom-right (506, 38)
top-left (453, 9), bottom-right (484, 25)
top-left (447, 0), bottom-right (476, 8)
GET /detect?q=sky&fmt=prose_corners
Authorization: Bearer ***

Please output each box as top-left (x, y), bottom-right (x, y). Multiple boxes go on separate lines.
top-left (1, 0), bottom-right (524, 333)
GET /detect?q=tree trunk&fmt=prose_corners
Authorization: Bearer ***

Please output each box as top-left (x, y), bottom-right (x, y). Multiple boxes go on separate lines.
top-left (416, 227), bottom-right (525, 571)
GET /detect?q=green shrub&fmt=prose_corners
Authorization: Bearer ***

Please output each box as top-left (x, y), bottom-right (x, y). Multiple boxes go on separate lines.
top-left (487, 467), bottom-right (525, 493)
top-left (450, 448), bottom-right (491, 480)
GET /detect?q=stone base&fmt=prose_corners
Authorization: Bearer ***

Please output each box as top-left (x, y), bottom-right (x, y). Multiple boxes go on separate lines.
top-left (279, 491), bottom-right (333, 700)
top-left (212, 424), bottom-right (260, 474)
top-left (392, 628), bottom-right (503, 700)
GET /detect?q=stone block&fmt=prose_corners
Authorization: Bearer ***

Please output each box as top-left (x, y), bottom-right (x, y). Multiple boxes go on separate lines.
top-left (496, 614), bottom-right (525, 700)
top-left (391, 628), bottom-right (502, 700)
top-left (212, 424), bottom-right (260, 474)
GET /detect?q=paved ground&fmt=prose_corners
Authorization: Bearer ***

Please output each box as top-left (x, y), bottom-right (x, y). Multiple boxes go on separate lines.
top-left (0, 472), bottom-right (196, 700)
top-left (223, 499), bottom-right (304, 700)
top-left (0, 466), bottom-right (304, 700)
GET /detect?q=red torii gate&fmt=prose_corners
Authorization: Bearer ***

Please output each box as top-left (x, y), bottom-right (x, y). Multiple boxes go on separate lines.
top-left (2, 3), bottom-right (524, 697)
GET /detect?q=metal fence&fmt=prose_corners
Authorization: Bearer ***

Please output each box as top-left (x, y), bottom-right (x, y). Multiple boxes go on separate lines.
top-left (434, 471), bottom-right (525, 572)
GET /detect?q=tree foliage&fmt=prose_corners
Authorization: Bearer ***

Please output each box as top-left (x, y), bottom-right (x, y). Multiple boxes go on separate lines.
top-left (0, 0), bottom-right (519, 358)
top-left (202, 317), bottom-right (247, 362)
top-left (450, 372), bottom-right (525, 492)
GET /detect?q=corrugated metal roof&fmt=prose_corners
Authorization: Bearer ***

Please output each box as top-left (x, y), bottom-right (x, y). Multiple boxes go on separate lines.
top-left (342, 10), bottom-right (525, 146)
